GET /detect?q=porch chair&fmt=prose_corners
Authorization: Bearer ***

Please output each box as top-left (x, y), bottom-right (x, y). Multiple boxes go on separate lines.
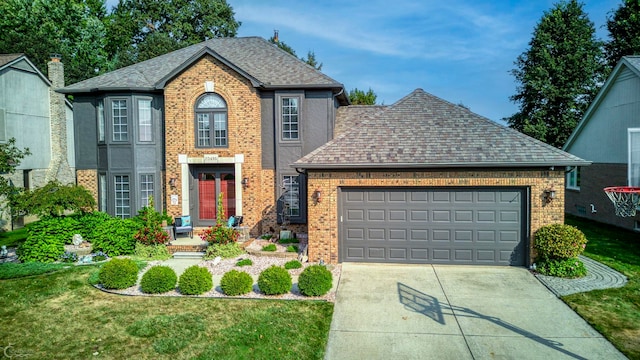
top-left (174, 215), bottom-right (193, 238)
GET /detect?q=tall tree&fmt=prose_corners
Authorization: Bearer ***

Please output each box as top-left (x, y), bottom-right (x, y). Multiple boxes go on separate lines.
top-left (0, 0), bottom-right (110, 85)
top-left (505, 0), bottom-right (604, 148)
top-left (302, 50), bottom-right (322, 70)
top-left (107, 0), bottom-right (240, 68)
top-left (605, 0), bottom-right (640, 70)
top-left (349, 88), bottom-right (378, 105)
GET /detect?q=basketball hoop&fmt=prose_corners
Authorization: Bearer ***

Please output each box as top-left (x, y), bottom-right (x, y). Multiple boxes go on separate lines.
top-left (604, 186), bottom-right (640, 217)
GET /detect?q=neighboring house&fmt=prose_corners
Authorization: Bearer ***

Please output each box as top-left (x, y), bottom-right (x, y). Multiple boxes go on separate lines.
top-left (0, 54), bottom-right (75, 229)
top-left (59, 37), bottom-right (348, 238)
top-left (564, 56), bottom-right (640, 231)
top-left (60, 37), bottom-right (587, 266)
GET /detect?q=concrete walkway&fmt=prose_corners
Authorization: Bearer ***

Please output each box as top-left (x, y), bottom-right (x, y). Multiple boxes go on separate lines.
top-left (535, 255), bottom-right (628, 297)
top-left (325, 264), bottom-right (626, 360)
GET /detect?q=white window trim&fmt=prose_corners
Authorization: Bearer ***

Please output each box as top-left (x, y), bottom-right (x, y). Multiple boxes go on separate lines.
top-left (628, 128), bottom-right (640, 186)
top-left (566, 166), bottom-right (580, 191)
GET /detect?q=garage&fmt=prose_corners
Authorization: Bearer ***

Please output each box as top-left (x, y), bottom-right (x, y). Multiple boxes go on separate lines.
top-left (340, 188), bottom-right (527, 265)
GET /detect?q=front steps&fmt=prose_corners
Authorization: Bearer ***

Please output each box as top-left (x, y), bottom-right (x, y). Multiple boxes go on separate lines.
top-left (172, 251), bottom-right (206, 259)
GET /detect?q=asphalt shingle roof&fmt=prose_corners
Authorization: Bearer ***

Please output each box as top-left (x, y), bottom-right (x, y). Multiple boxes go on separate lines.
top-left (60, 37), bottom-right (342, 93)
top-left (294, 89), bottom-right (589, 169)
top-left (335, 104), bottom-right (388, 136)
top-left (0, 54), bottom-right (24, 68)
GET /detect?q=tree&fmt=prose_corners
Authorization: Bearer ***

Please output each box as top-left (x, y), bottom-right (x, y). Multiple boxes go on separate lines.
top-left (12, 181), bottom-right (95, 217)
top-left (505, 0), bottom-right (604, 148)
top-left (349, 88), bottom-right (378, 105)
top-left (269, 33), bottom-right (322, 70)
top-left (605, 0), bottom-right (640, 70)
top-left (0, 0), bottom-right (110, 85)
top-left (302, 50), bottom-right (322, 70)
top-left (0, 138), bottom-right (30, 223)
top-left (106, 0), bottom-right (240, 68)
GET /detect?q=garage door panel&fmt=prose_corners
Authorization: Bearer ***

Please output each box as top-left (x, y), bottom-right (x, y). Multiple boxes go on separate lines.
top-left (432, 210), bottom-right (450, 222)
top-left (389, 210), bottom-right (407, 221)
top-left (389, 229), bottom-right (407, 241)
top-left (368, 229), bottom-right (385, 240)
top-left (340, 188), bottom-right (526, 265)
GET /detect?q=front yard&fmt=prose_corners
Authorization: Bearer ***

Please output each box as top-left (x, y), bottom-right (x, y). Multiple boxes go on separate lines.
top-left (564, 215), bottom-right (640, 360)
top-left (0, 264), bottom-right (333, 359)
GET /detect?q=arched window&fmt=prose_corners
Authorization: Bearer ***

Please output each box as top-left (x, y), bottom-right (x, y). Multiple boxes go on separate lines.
top-left (195, 93), bottom-right (227, 148)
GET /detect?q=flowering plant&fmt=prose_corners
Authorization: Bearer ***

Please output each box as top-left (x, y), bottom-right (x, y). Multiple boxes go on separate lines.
top-left (199, 224), bottom-right (239, 245)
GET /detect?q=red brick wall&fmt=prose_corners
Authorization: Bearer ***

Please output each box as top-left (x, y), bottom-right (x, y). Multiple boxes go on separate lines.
top-left (163, 55), bottom-right (275, 236)
top-left (307, 169), bottom-right (565, 265)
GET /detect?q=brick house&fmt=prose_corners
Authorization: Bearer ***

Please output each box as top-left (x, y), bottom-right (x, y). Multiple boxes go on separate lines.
top-left (0, 54), bottom-right (75, 229)
top-left (60, 37), bottom-right (586, 266)
top-left (564, 56), bottom-right (640, 231)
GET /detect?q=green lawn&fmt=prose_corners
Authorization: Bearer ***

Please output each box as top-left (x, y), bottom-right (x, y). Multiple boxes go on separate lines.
top-left (0, 264), bottom-right (334, 359)
top-left (564, 215), bottom-right (640, 360)
top-left (0, 226), bottom-right (27, 248)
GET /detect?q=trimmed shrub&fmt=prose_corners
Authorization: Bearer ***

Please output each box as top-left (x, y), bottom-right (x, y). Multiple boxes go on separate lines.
top-left (205, 243), bottom-right (244, 259)
top-left (140, 266), bottom-right (177, 294)
top-left (286, 245), bottom-right (298, 253)
top-left (16, 234), bottom-right (64, 263)
top-left (236, 258), bottom-right (253, 267)
top-left (298, 265), bottom-right (333, 297)
top-left (284, 260), bottom-right (302, 270)
top-left (179, 265), bottom-right (213, 295)
top-left (536, 257), bottom-right (587, 278)
top-left (75, 211), bottom-right (114, 241)
top-left (261, 244), bottom-right (277, 252)
top-left (25, 215), bottom-right (81, 245)
top-left (257, 266), bottom-right (292, 295)
top-left (98, 258), bottom-right (139, 289)
top-left (134, 243), bottom-right (172, 260)
top-left (199, 224), bottom-right (239, 245)
top-left (278, 237), bottom-right (299, 244)
top-left (92, 218), bottom-right (138, 256)
top-left (535, 224), bottom-right (588, 260)
top-left (220, 270), bottom-right (254, 296)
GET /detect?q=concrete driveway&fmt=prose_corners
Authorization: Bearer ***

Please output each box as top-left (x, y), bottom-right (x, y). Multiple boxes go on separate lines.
top-left (325, 263), bottom-right (626, 360)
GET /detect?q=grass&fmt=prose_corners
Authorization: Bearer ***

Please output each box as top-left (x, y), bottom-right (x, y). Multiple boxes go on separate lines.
top-left (0, 227), bottom-right (27, 248)
top-left (261, 244), bottom-right (277, 252)
top-left (564, 215), bottom-right (640, 359)
top-left (0, 262), bottom-right (70, 280)
top-left (0, 263), bottom-right (333, 359)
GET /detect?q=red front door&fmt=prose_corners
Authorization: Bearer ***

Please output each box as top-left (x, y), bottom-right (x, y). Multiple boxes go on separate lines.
top-left (195, 169), bottom-right (235, 224)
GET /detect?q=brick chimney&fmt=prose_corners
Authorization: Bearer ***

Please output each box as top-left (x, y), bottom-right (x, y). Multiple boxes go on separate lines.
top-left (46, 54), bottom-right (74, 184)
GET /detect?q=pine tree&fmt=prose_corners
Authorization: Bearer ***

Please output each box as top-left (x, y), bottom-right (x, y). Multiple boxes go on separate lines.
top-left (505, 0), bottom-right (604, 148)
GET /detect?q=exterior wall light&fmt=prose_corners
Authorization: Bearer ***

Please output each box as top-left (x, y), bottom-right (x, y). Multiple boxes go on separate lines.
top-left (169, 177), bottom-right (177, 189)
top-left (544, 187), bottom-right (556, 204)
top-left (314, 189), bottom-right (322, 203)
top-left (242, 177), bottom-right (249, 189)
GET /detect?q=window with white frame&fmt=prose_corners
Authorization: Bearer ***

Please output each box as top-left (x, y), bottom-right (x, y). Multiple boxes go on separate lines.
top-left (138, 99), bottom-right (152, 142)
top-left (114, 175), bottom-right (130, 218)
top-left (140, 174), bottom-right (154, 207)
top-left (97, 100), bottom-right (105, 142)
top-left (283, 175), bottom-right (300, 216)
top-left (566, 167), bottom-right (580, 190)
top-left (281, 97), bottom-right (299, 140)
top-left (112, 100), bottom-right (128, 141)
top-left (195, 94), bottom-right (227, 147)
top-left (629, 128), bottom-right (640, 186)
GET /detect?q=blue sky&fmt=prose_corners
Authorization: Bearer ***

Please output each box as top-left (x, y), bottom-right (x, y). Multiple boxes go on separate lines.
top-left (106, 0), bottom-right (620, 123)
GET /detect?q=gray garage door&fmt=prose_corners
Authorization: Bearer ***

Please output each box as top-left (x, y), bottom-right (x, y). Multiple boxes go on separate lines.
top-left (340, 188), bottom-right (527, 266)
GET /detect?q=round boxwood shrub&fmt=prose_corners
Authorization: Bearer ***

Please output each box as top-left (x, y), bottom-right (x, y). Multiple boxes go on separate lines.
top-left (257, 265), bottom-right (292, 295)
top-left (179, 265), bottom-right (213, 295)
top-left (220, 270), bottom-right (254, 296)
top-left (284, 260), bottom-right (302, 270)
top-left (297, 265), bottom-right (333, 296)
top-left (140, 266), bottom-right (177, 294)
top-left (534, 224), bottom-right (588, 260)
top-left (98, 258), bottom-right (139, 289)
top-left (536, 257), bottom-right (587, 278)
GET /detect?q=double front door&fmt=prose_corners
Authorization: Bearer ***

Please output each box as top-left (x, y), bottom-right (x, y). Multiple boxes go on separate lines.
top-left (191, 167), bottom-right (235, 225)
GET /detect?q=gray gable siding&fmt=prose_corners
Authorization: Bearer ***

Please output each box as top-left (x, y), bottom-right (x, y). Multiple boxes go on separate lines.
top-left (565, 66), bottom-right (640, 164)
